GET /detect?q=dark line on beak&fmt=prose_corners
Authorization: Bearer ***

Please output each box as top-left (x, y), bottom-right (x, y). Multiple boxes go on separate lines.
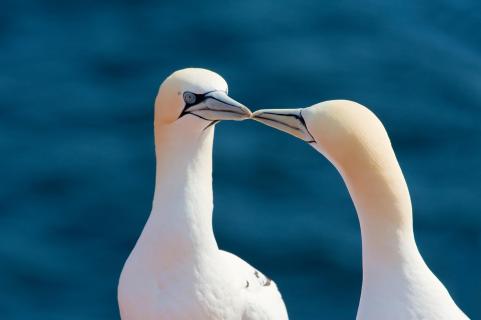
top-left (255, 111), bottom-right (316, 144)
top-left (184, 112), bottom-right (210, 121)
top-left (184, 107), bottom-right (247, 126)
top-left (299, 109), bottom-right (316, 144)
top-left (204, 96), bottom-right (249, 117)
top-left (203, 120), bottom-right (219, 130)
top-left (254, 115), bottom-right (305, 132)
top-left (206, 96), bottom-right (242, 110)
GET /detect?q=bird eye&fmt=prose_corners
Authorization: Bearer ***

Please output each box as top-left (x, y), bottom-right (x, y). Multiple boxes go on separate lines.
top-left (183, 92), bottom-right (197, 105)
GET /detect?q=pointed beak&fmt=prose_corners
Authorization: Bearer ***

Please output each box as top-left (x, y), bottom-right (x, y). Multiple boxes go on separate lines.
top-left (187, 91), bottom-right (252, 121)
top-left (252, 108), bottom-right (315, 143)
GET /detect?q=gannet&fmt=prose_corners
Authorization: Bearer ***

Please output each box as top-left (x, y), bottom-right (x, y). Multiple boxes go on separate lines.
top-left (252, 100), bottom-right (469, 320)
top-left (118, 68), bottom-right (288, 320)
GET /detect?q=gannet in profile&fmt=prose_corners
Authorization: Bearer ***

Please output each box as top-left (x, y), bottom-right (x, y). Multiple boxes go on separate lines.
top-left (252, 100), bottom-right (468, 320)
top-left (118, 68), bottom-right (288, 320)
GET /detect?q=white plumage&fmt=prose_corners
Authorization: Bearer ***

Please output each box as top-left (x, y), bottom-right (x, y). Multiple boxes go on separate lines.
top-left (118, 68), bottom-right (288, 320)
top-left (253, 100), bottom-right (469, 320)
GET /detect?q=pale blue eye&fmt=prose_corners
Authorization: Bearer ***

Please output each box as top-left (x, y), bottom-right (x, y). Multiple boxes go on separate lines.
top-left (183, 92), bottom-right (196, 104)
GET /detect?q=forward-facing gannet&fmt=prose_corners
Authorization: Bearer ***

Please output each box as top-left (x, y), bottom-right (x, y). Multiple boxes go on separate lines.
top-left (252, 100), bottom-right (468, 320)
top-left (118, 68), bottom-right (288, 320)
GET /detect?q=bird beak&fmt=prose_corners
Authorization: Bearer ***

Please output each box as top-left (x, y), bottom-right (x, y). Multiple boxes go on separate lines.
top-left (186, 91), bottom-right (252, 121)
top-left (252, 108), bottom-right (315, 143)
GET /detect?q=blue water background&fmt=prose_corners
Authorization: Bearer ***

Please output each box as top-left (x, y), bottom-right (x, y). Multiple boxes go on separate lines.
top-left (1, 0), bottom-right (480, 319)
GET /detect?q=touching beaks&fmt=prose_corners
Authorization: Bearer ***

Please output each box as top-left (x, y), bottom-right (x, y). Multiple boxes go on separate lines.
top-left (252, 108), bottom-right (315, 143)
top-left (186, 91), bottom-right (252, 121)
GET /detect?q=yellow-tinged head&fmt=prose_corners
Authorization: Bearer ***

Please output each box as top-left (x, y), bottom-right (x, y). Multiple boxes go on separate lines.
top-left (252, 100), bottom-right (394, 173)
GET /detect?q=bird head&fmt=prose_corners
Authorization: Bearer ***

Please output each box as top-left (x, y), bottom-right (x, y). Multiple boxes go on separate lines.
top-left (252, 100), bottom-right (392, 171)
top-left (155, 68), bottom-right (251, 129)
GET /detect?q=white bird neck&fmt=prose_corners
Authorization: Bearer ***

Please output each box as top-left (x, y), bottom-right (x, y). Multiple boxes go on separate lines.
top-left (334, 145), bottom-right (423, 275)
top-left (308, 102), bottom-right (425, 278)
top-left (140, 118), bottom-right (218, 269)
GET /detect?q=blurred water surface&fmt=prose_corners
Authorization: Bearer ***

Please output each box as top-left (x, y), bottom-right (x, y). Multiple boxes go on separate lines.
top-left (1, 0), bottom-right (480, 319)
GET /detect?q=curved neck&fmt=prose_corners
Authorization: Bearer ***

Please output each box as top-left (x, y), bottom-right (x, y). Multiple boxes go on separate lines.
top-left (335, 146), bottom-right (421, 274)
top-left (139, 119), bottom-right (218, 269)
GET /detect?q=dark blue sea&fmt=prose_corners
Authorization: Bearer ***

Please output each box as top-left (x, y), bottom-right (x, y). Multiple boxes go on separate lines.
top-left (1, 0), bottom-right (480, 319)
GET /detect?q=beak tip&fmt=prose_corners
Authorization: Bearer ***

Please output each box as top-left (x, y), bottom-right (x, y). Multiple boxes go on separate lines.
top-left (202, 91), bottom-right (253, 121)
top-left (251, 110), bottom-right (264, 118)
top-left (237, 105), bottom-right (252, 120)
top-left (251, 110), bottom-right (268, 122)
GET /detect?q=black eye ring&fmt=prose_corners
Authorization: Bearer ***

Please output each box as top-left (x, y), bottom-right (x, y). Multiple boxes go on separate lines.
top-left (183, 92), bottom-right (197, 105)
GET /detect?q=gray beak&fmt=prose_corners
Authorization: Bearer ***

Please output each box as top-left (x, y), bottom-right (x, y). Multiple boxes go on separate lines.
top-left (186, 91), bottom-right (252, 121)
top-left (252, 108), bottom-right (315, 143)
